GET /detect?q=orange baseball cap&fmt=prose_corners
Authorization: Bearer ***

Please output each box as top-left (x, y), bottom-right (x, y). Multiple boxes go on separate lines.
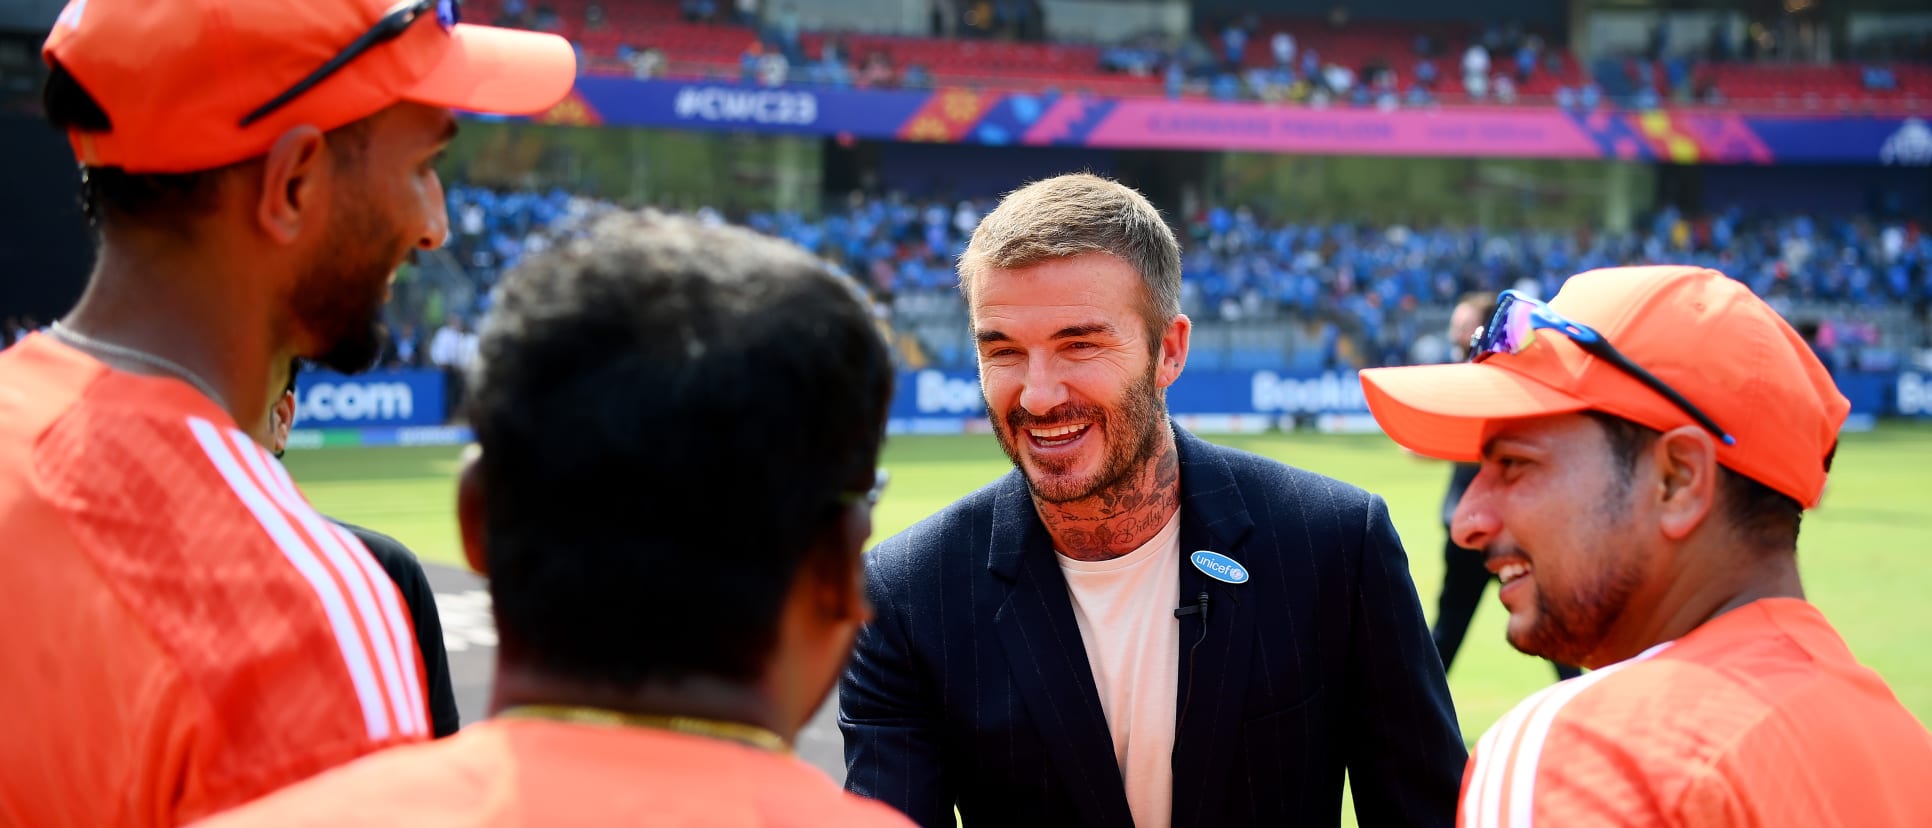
top-left (1360, 265), bottom-right (1849, 507)
top-left (42, 0), bottom-right (577, 174)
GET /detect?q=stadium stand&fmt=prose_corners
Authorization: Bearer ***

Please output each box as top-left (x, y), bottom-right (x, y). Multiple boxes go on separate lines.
top-left (1692, 62), bottom-right (1930, 112)
top-left (461, 0), bottom-right (1922, 112)
top-left (392, 183), bottom-right (1928, 378)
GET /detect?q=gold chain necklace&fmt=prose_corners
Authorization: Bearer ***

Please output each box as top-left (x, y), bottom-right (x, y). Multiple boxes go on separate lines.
top-left (499, 705), bottom-right (791, 755)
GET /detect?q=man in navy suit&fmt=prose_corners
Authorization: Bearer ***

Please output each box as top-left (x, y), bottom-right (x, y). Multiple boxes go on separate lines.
top-left (840, 173), bottom-right (1466, 827)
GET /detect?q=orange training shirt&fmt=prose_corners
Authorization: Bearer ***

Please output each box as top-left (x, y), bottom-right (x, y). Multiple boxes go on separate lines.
top-left (0, 335), bottom-right (429, 826)
top-left (197, 717), bottom-right (920, 827)
top-left (1458, 597), bottom-right (1932, 827)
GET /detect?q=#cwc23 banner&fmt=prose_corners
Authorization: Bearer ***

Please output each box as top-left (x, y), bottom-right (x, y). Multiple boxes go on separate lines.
top-left (521, 77), bottom-right (1932, 166)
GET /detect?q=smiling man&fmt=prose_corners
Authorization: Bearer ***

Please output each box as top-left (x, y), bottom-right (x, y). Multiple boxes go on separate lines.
top-left (0, 1), bottom-right (572, 822)
top-left (1361, 266), bottom-right (1932, 825)
top-left (840, 173), bottom-right (1465, 828)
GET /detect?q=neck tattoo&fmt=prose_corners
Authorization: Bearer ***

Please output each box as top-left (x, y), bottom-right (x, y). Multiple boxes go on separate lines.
top-left (1041, 436), bottom-right (1182, 562)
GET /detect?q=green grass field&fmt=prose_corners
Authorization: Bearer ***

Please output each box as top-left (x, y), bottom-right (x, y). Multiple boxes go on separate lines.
top-left (287, 423), bottom-right (1932, 747)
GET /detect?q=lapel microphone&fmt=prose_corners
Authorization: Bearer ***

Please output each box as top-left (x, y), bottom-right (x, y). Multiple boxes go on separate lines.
top-left (1173, 591), bottom-right (1210, 622)
top-left (1175, 590), bottom-right (1212, 734)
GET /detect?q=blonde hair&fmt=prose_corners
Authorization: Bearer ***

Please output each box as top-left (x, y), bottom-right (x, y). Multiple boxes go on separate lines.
top-left (958, 173), bottom-right (1182, 346)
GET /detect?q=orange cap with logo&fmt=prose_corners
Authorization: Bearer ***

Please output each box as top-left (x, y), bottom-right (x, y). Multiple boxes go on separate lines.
top-left (42, 0), bottom-right (577, 173)
top-left (1360, 265), bottom-right (1849, 508)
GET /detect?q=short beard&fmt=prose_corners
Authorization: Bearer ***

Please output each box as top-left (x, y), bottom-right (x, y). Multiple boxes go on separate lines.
top-left (991, 358), bottom-right (1166, 505)
top-left (290, 193), bottom-right (399, 375)
top-left (1509, 473), bottom-right (1645, 666)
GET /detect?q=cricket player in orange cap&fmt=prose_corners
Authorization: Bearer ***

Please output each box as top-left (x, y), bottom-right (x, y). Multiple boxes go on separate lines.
top-left (1, 1), bottom-right (572, 823)
top-left (1361, 265), bottom-right (1932, 826)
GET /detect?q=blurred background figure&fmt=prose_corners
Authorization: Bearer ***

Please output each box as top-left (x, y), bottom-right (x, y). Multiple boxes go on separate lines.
top-left (430, 313), bottom-right (479, 416)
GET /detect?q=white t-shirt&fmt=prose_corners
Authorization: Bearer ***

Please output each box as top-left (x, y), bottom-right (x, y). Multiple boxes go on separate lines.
top-left (428, 325), bottom-right (465, 368)
top-left (429, 327), bottom-right (479, 371)
top-left (1463, 44), bottom-right (1490, 78)
top-left (1271, 32), bottom-right (1295, 65)
top-left (1057, 510), bottom-right (1182, 828)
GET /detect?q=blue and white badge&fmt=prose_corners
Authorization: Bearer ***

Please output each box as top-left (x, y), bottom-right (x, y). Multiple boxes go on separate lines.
top-left (1190, 550), bottom-right (1249, 584)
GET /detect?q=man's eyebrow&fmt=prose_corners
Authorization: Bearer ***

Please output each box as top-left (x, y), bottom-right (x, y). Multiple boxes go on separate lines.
top-left (1480, 433), bottom-right (1538, 458)
top-left (976, 323), bottom-right (1118, 344)
top-left (1052, 323), bottom-right (1116, 340)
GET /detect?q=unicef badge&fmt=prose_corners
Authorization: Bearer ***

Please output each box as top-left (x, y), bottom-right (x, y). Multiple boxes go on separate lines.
top-left (1190, 551), bottom-right (1249, 584)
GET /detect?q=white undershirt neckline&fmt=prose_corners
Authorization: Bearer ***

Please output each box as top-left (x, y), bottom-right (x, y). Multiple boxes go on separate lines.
top-left (1057, 508), bottom-right (1183, 828)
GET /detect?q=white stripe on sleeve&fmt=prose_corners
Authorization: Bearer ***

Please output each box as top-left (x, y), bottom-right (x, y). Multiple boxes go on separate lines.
top-left (1503, 642), bottom-right (1674, 828)
top-left (329, 521), bottom-right (428, 736)
top-left (187, 417), bottom-right (392, 740)
top-left (225, 429), bottom-right (422, 738)
top-left (1462, 712), bottom-right (1508, 828)
top-left (258, 458), bottom-right (429, 735)
top-left (1470, 682), bottom-right (1549, 828)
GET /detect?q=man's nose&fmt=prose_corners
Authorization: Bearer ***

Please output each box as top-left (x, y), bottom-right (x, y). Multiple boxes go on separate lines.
top-left (1451, 471), bottom-right (1500, 552)
top-left (1017, 356), bottom-right (1068, 416)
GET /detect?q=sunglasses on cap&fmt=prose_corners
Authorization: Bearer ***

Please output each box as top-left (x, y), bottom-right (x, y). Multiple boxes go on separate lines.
top-left (240, 0), bottom-right (461, 127)
top-left (1471, 289), bottom-right (1736, 446)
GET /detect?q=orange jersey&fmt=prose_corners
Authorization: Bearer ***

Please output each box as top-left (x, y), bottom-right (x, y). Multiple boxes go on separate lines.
top-left (0, 335), bottom-right (429, 826)
top-left (1458, 597), bottom-right (1932, 827)
top-left (197, 718), bottom-right (919, 827)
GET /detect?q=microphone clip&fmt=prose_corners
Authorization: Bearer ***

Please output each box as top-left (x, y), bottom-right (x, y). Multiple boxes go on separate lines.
top-left (1173, 591), bottom-right (1211, 622)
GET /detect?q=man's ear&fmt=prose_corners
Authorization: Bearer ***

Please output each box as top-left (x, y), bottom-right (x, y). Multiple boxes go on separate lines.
top-left (269, 390), bottom-right (297, 456)
top-left (1652, 425), bottom-right (1720, 541)
top-left (1156, 312), bottom-right (1191, 389)
top-left (255, 125), bottom-right (330, 245)
top-left (456, 444), bottom-right (490, 577)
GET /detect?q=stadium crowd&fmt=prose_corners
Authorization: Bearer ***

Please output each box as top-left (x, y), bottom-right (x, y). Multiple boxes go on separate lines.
top-left (11, 182), bottom-right (1921, 392)
top-left (475, 0), bottom-right (1925, 110)
top-left (12, 182), bottom-right (1921, 373)
top-left (375, 183), bottom-right (1931, 376)
top-left (1105, 18), bottom-right (1599, 108)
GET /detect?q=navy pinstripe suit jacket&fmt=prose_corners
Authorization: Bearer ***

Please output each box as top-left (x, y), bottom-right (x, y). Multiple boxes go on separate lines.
top-left (840, 426), bottom-right (1466, 827)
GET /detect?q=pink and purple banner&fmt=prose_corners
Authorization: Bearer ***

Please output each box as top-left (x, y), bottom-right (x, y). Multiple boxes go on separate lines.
top-left (1028, 98), bottom-right (1603, 158)
top-left (532, 77), bottom-right (1932, 166)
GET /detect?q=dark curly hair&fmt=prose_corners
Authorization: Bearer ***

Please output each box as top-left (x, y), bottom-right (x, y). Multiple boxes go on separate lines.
top-left (469, 210), bottom-right (893, 686)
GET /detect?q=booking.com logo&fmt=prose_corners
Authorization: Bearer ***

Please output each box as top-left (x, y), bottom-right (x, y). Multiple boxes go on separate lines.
top-left (1249, 370), bottom-right (1369, 414)
top-left (1899, 372), bottom-right (1932, 416)
top-left (298, 382), bottom-right (414, 423)
top-left (914, 371), bottom-right (985, 415)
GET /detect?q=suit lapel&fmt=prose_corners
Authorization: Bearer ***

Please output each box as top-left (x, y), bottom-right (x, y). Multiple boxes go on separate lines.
top-left (987, 472), bottom-right (1135, 828)
top-left (1168, 428), bottom-right (1258, 828)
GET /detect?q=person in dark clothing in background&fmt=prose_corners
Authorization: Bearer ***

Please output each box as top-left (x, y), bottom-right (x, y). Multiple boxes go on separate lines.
top-left (261, 359), bottom-right (462, 737)
top-left (1429, 293), bottom-right (1580, 682)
